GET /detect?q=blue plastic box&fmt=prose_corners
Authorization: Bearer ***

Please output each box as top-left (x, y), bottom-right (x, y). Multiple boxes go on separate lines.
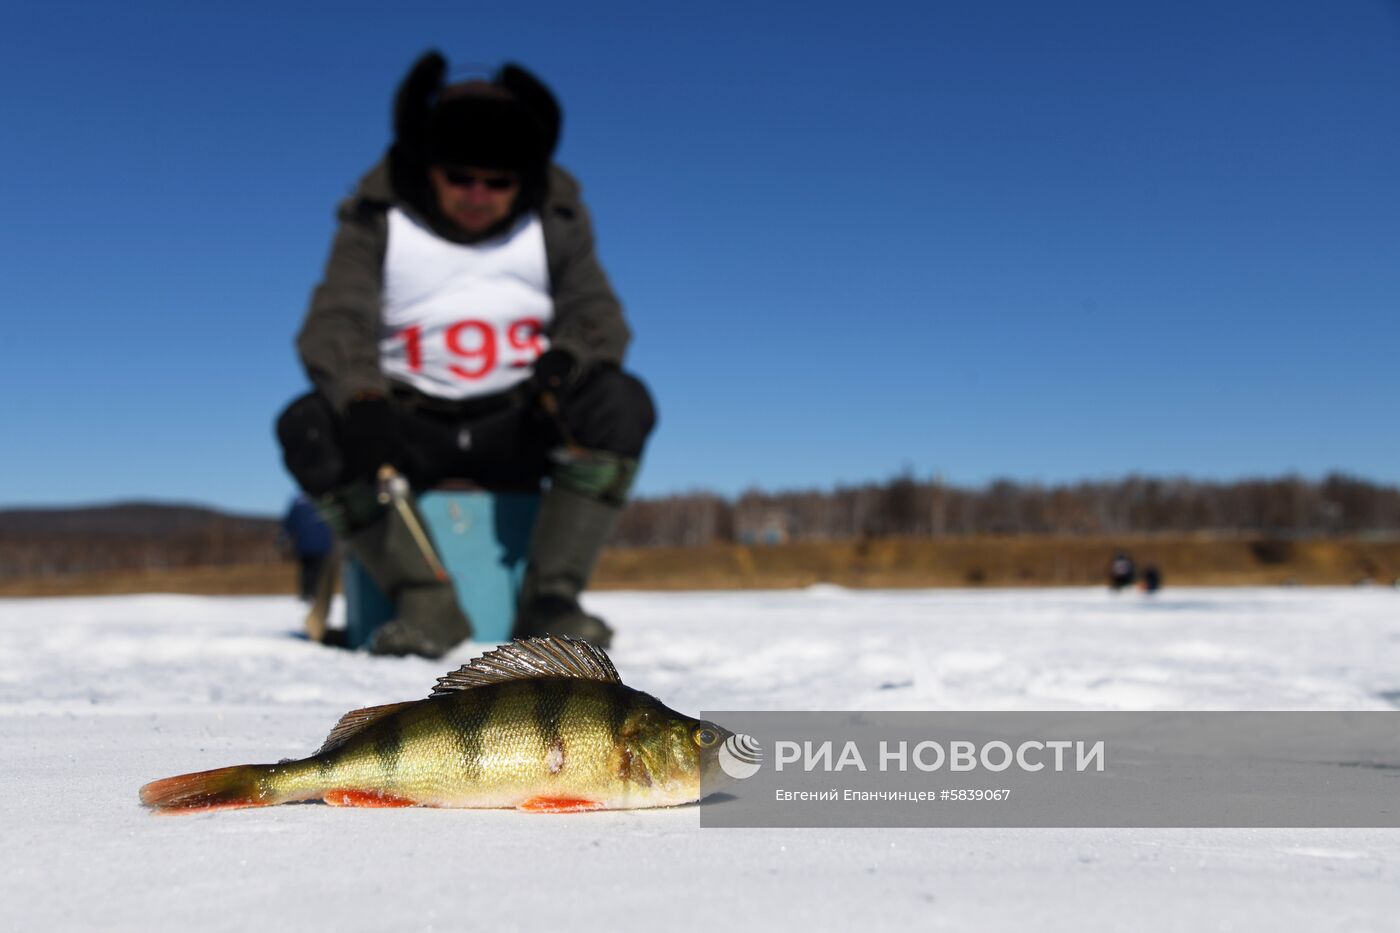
top-left (343, 489), bottom-right (540, 649)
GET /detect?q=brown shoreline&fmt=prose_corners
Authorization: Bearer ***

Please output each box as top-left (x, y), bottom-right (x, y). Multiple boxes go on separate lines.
top-left (2, 535), bottom-right (1398, 597)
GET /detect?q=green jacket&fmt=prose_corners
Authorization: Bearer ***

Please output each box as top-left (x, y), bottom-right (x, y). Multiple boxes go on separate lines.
top-left (296, 160), bottom-right (631, 410)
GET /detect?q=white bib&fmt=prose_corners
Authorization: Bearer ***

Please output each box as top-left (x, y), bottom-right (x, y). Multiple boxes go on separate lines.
top-left (379, 208), bottom-right (554, 400)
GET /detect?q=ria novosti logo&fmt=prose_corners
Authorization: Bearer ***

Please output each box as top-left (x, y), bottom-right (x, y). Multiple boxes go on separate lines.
top-left (718, 733), bottom-right (763, 780)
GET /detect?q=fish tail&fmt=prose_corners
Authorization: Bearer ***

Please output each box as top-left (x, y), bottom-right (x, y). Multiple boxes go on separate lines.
top-left (139, 764), bottom-right (292, 814)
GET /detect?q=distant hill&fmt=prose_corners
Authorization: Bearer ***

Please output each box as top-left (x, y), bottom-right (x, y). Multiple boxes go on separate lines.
top-left (0, 502), bottom-right (277, 535)
top-left (0, 502), bottom-right (283, 581)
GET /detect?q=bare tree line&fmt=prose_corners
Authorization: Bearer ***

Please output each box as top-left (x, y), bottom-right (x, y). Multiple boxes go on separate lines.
top-left (4, 474), bottom-right (1397, 580)
top-left (610, 473), bottom-right (1400, 547)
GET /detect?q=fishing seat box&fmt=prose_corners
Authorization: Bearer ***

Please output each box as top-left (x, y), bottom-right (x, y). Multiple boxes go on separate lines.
top-left (343, 486), bottom-right (540, 649)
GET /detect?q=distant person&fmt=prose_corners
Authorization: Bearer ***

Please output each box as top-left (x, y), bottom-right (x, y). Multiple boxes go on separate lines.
top-left (281, 493), bottom-right (333, 602)
top-left (275, 51), bottom-right (654, 658)
top-left (1139, 564), bottom-right (1162, 594)
top-left (1108, 550), bottom-right (1136, 591)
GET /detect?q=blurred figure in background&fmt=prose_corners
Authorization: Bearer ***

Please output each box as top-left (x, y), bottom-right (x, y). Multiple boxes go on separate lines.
top-left (281, 493), bottom-right (334, 602)
top-left (1140, 564), bottom-right (1162, 594)
top-left (1108, 550), bottom-right (1136, 591)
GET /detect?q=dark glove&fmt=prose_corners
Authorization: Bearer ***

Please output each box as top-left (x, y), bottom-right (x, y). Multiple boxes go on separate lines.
top-left (526, 348), bottom-right (579, 401)
top-left (339, 395), bottom-right (397, 481)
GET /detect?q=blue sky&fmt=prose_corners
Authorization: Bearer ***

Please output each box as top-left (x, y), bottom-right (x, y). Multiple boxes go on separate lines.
top-left (2, 0), bottom-right (1397, 514)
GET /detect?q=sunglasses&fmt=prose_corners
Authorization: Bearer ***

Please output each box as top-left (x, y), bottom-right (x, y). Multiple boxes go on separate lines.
top-left (440, 169), bottom-right (520, 191)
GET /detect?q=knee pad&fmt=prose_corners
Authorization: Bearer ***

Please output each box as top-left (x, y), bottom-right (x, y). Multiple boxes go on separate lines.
top-left (314, 482), bottom-right (385, 536)
top-left (551, 451), bottom-right (639, 506)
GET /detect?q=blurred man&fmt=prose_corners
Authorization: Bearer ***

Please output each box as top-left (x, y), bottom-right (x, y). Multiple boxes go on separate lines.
top-left (1108, 551), bottom-right (1136, 591)
top-left (277, 51), bottom-right (654, 658)
top-left (281, 492), bottom-right (333, 603)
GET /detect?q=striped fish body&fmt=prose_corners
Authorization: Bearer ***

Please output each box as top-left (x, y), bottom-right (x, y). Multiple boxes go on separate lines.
top-left (141, 638), bottom-right (729, 813)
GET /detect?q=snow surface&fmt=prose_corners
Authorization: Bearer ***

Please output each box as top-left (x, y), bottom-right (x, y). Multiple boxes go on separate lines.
top-left (4, 586), bottom-right (1400, 931)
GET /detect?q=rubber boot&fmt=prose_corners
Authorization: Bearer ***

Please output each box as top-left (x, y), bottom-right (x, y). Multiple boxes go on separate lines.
top-left (340, 497), bottom-right (472, 659)
top-left (512, 485), bottom-right (620, 648)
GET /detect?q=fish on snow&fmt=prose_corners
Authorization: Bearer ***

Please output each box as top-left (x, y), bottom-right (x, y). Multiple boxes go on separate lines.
top-left (140, 636), bottom-right (732, 814)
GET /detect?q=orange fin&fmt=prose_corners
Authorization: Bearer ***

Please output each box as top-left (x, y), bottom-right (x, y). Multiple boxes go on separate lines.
top-left (139, 765), bottom-right (266, 813)
top-left (323, 789), bottom-right (419, 808)
top-left (317, 702), bottom-right (417, 755)
top-left (518, 796), bottom-right (604, 813)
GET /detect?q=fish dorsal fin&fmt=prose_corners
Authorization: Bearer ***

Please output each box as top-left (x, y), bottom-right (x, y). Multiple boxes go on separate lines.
top-left (429, 636), bottom-right (621, 697)
top-left (317, 701), bottom-right (415, 755)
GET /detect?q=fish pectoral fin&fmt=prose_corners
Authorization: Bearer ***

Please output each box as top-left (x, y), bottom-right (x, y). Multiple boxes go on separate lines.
top-left (316, 702), bottom-right (417, 755)
top-left (518, 796), bottom-right (604, 813)
top-left (323, 789), bottom-right (419, 808)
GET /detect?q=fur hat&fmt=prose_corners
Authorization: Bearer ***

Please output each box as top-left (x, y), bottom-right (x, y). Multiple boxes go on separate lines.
top-left (392, 52), bottom-right (561, 175)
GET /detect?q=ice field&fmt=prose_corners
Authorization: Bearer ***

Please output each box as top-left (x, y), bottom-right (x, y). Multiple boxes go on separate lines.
top-left (3, 586), bottom-right (1399, 931)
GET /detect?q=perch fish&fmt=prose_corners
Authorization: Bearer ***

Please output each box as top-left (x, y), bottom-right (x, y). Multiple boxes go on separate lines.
top-left (140, 637), bottom-right (729, 813)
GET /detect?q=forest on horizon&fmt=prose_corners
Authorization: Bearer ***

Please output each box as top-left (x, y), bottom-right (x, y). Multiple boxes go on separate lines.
top-left (3, 472), bottom-right (1396, 581)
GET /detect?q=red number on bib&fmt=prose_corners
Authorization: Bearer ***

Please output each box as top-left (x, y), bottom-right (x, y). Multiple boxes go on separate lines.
top-left (394, 317), bottom-right (540, 380)
top-left (507, 318), bottom-right (545, 357)
top-left (445, 320), bottom-right (497, 379)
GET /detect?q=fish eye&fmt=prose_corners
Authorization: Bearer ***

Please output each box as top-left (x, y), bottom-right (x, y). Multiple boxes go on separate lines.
top-left (693, 727), bottom-right (719, 748)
